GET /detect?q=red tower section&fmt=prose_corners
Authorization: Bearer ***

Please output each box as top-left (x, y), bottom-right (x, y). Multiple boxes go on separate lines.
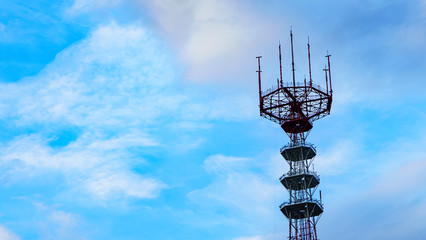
top-left (257, 30), bottom-right (333, 240)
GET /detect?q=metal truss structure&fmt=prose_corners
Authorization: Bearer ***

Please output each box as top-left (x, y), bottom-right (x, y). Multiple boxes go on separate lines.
top-left (257, 30), bottom-right (333, 240)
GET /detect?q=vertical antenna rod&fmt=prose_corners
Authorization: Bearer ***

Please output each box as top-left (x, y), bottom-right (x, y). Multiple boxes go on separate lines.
top-left (290, 30), bottom-right (296, 90)
top-left (304, 76), bottom-right (308, 113)
top-left (277, 78), bottom-right (281, 119)
top-left (326, 53), bottom-right (332, 94)
top-left (256, 56), bottom-right (263, 114)
top-left (324, 65), bottom-right (329, 94)
top-left (308, 37), bottom-right (312, 84)
top-left (279, 42), bottom-right (283, 86)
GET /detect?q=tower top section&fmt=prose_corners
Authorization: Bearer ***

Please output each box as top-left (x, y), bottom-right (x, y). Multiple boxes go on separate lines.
top-left (257, 31), bottom-right (333, 140)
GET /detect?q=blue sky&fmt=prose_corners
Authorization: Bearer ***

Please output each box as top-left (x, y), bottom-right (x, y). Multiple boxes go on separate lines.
top-left (0, 0), bottom-right (425, 239)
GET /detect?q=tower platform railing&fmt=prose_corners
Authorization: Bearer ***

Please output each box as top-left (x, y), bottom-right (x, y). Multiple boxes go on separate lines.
top-left (280, 142), bottom-right (316, 153)
top-left (279, 170), bottom-right (319, 181)
top-left (280, 199), bottom-right (323, 208)
top-left (262, 81), bottom-right (327, 96)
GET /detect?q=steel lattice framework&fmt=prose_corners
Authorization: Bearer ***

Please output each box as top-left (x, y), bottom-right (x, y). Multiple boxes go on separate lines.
top-left (260, 82), bottom-right (331, 125)
top-left (257, 30), bottom-right (333, 240)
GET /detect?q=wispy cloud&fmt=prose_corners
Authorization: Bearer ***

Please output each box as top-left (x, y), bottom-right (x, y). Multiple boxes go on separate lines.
top-left (0, 22), bottom-right (176, 203)
top-left (188, 154), bottom-right (283, 235)
top-left (67, 0), bottom-right (282, 84)
top-left (139, 0), bottom-right (280, 84)
top-left (66, 0), bottom-right (122, 16)
top-left (233, 233), bottom-right (280, 240)
top-left (320, 129), bottom-right (426, 240)
top-left (0, 225), bottom-right (19, 240)
top-left (0, 19), bottom-right (259, 206)
top-left (314, 139), bottom-right (360, 176)
top-left (368, 159), bottom-right (426, 198)
top-left (0, 133), bottom-right (165, 201)
top-left (31, 202), bottom-right (90, 240)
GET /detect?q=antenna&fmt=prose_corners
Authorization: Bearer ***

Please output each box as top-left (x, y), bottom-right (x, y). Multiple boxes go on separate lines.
top-left (308, 37), bottom-right (312, 84)
top-left (290, 30), bottom-right (296, 91)
top-left (277, 78), bottom-right (281, 119)
top-left (324, 65), bottom-right (329, 94)
top-left (326, 52), bottom-right (332, 94)
top-left (304, 76), bottom-right (308, 113)
top-left (256, 56), bottom-right (263, 114)
top-left (279, 42), bottom-right (283, 87)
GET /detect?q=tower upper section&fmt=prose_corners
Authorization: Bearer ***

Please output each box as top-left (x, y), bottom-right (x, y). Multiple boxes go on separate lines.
top-left (256, 31), bottom-right (333, 138)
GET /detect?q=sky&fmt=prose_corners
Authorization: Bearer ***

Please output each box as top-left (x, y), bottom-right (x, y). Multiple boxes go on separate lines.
top-left (0, 0), bottom-right (425, 239)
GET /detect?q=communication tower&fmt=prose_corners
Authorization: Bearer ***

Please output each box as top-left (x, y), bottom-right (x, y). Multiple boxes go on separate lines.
top-left (256, 30), bottom-right (333, 240)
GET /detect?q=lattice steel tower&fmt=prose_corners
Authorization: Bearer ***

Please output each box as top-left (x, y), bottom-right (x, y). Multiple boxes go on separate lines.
top-left (256, 31), bottom-right (333, 240)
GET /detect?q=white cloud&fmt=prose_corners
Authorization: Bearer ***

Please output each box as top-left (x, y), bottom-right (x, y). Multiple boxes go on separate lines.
top-left (203, 154), bottom-right (251, 174)
top-left (350, 132), bottom-right (426, 200)
top-left (188, 154), bottom-right (283, 233)
top-left (83, 171), bottom-right (165, 200)
top-left (190, 172), bottom-right (276, 215)
top-left (0, 225), bottom-right (20, 240)
top-left (390, 1), bottom-right (426, 52)
top-left (139, 0), bottom-right (280, 83)
top-left (66, 0), bottom-right (122, 15)
top-left (65, 0), bottom-right (280, 84)
top-left (0, 19), bottom-right (259, 205)
top-left (1, 22), bottom-right (177, 128)
top-left (43, 211), bottom-right (86, 240)
top-left (0, 22), bottom-right (176, 202)
top-left (0, 133), bottom-right (165, 201)
top-left (233, 237), bottom-right (263, 240)
top-left (0, 20), bottom-right (256, 127)
top-left (314, 139), bottom-right (359, 176)
top-left (368, 159), bottom-right (426, 198)
top-left (319, 130), bottom-right (426, 240)
top-left (233, 233), bottom-right (279, 240)
top-left (33, 203), bottom-right (90, 240)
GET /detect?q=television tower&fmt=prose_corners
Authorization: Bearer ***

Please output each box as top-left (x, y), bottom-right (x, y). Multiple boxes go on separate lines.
top-left (256, 30), bottom-right (333, 240)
